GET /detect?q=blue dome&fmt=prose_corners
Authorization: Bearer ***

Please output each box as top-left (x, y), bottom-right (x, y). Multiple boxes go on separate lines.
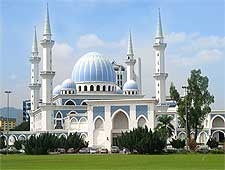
top-left (116, 86), bottom-right (123, 94)
top-left (61, 79), bottom-right (76, 89)
top-left (72, 52), bottom-right (116, 83)
top-left (53, 85), bottom-right (62, 95)
top-left (123, 80), bottom-right (138, 90)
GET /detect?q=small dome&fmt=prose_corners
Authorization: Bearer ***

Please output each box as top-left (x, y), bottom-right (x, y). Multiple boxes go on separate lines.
top-left (123, 80), bottom-right (138, 90)
top-left (71, 52), bottom-right (116, 83)
top-left (61, 79), bottom-right (76, 89)
top-left (53, 85), bottom-right (62, 95)
top-left (116, 86), bottom-right (123, 94)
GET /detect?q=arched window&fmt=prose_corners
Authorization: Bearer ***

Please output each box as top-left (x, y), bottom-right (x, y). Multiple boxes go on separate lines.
top-left (90, 85), bottom-right (94, 91)
top-left (55, 112), bottom-right (63, 129)
top-left (84, 85), bottom-right (87, 91)
top-left (81, 102), bottom-right (87, 105)
top-left (108, 86), bottom-right (111, 91)
top-left (65, 100), bottom-right (75, 105)
top-left (56, 112), bottom-right (62, 118)
top-left (96, 85), bottom-right (100, 91)
top-left (65, 91), bottom-right (67, 94)
top-left (112, 86), bottom-right (114, 91)
top-left (103, 85), bottom-right (106, 91)
top-left (132, 91), bottom-right (134, 95)
top-left (78, 86), bottom-right (81, 91)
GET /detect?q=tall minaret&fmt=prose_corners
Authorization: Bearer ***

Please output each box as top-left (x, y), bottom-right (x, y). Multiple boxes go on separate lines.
top-left (40, 4), bottom-right (55, 105)
top-left (125, 30), bottom-right (136, 81)
top-left (153, 9), bottom-right (168, 104)
top-left (29, 27), bottom-right (41, 111)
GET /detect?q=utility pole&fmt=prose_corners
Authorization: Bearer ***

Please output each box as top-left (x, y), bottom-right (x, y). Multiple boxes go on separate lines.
top-left (4, 90), bottom-right (12, 155)
top-left (182, 86), bottom-right (188, 152)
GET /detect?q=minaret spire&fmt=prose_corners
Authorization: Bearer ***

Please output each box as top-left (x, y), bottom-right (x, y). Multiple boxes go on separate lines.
top-left (153, 9), bottom-right (168, 104)
top-left (127, 30), bottom-right (134, 59)
top-left (125, 30), bottom-right (136, 81)
top-left (156, 8), bottom-right (163, 38)
top-left (29, 26), bottom-right (41, 131)
top-left (40, 4), bottom-right (55, 131)
top-left (43, 3), bottom-right (51, 36)
top-left (32, 26), bottom-right (38, 53)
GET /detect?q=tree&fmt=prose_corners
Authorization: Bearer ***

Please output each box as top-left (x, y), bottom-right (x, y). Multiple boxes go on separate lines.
top-left (170, 69), bottom-right (214, 141)
top-left (155, 115), bottom-right (175, 138)
top-left (11, 121), bottom-right (30, 131)
top-left (14, 140), bottom-right (23, 150)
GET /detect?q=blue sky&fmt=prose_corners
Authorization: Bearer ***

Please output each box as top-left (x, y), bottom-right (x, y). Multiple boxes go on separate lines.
top-left (0, 0), bottom-right (224, 109)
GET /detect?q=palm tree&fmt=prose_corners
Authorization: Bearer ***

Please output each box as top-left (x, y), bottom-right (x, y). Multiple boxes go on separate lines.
top-left (156, 115), bottom-right (175, 138)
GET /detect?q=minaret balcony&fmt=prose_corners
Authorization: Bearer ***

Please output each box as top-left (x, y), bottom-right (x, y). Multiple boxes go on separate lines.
top-left (29, 57), bottom-right (41, 63)
top-left (153, 73), bottom-right (168, 80)
top-left (40, 39), bottom-right (55, 48)
top-left (28, 83), bottom-right (41, 90)
top-left (125, 59), bottom-right (136, 65)
top-left (40, 71), bottom-right (55, 79)
top-left (153, 42), bottom-right (167, 50)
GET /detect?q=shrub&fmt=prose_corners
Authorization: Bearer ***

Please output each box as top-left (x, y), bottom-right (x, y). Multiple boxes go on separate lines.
top-left (23, 133), bottom-right (87, 155)
top-left (207, 138), bottom-right (219, 149)
top-left (14, 140), bottom-right (23, 150)
top-left (0, 136), bottom-right (6, 149)
top-left (170, 138), bottom-right (185, 149)
top-left (209, 149), bottom-right (224, 154)
top-left (117, 126), bottom-right (167, 154)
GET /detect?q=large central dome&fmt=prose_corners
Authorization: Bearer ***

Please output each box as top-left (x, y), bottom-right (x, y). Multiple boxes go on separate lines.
top-left (72, 52), bottom-right (116, 83)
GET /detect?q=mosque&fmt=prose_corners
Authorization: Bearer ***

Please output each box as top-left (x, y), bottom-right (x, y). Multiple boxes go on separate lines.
top-left (2, 6), bottom-right (225, 150)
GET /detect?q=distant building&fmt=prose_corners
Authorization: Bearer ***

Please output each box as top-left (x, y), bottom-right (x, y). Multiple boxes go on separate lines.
top-left (112, 62), bottom-right (126, 90)
top-left (22, 99), bottom-right (42, 122)
top-left (0, 117), bottom-right (16, 131)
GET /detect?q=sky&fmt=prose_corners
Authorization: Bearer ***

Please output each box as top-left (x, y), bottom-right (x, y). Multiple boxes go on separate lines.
top-left (0, 0), bottom-right (224, 110)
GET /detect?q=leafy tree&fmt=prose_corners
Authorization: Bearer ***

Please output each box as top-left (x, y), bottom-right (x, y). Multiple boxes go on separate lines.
top-left (0, 136), bottom-right (6, 149)
top-left (207, 137), bottom-right (219, 149)
top-left (11, 121), bottom-right (30, 131)
top-left (170, 69), bottom-right (214, 141)
top-left (155, 115), bottom-right (175, 138)
top-left (170, 138), bottom-right (185, 149)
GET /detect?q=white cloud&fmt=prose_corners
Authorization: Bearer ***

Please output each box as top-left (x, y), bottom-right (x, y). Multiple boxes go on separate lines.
top-left (166, 32), bottom-right (225, 67)
top-left (76, 33), bottom-right (126, 49)
top-left (77, 34), bottom-right (104, 49)
top-left (53, 43), bottom-right (77, 86)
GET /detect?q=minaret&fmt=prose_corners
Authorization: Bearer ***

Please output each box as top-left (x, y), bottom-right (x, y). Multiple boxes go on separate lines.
top-left (125, 30), bottom-right (136, 81)
top-left (153, 9), bottom-right (168, 104)
top-left (29, 26), bottom-right (41, 111)
top-left (40, 4), bottom-right (55, 105)
top-left (40, 4), bottom-right (55, 130)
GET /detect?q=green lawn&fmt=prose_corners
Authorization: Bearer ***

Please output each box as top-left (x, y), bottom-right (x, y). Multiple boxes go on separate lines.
top-left (1, 154), bottom-right (224, 170)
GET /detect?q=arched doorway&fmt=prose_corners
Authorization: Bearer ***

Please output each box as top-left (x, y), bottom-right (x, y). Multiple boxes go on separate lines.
top-left (137, 117), bottom-right (146, 127)
top-left (213, 131), bottom-right (225, 142)
top-left (93, 117), bottom-right (104, 147)
top-left (112, 111), bottom-right (129, 146)
top-left (198, 132), bottom-right (207, 144)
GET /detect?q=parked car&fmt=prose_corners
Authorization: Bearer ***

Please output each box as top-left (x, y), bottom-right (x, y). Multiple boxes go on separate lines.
top-left (57, 148), bottom-right (66, 154)
top-left (90, 148), bottom-right (99, 154)
top-left (79, 147), bottom-right (90, 154)
top-left (67, 148), bottom-right (75, 153)
top-left (111, 146), bottom-right (120, 153)
top-left (100, 148), bottom-right (108, 154)
top-left (196, 145), bottom-right (209, 153)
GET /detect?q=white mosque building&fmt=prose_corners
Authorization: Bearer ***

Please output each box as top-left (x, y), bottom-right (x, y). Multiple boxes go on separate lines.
top-left (2, 6), bottom-right (225, 150)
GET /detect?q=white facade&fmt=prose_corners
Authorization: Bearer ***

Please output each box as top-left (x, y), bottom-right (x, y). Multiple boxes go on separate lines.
top-left (2, 7), bottom-right (224, 150)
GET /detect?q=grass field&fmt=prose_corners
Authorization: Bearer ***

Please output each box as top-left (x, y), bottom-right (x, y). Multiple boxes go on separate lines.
top-left (1, 154), bottom-right (224, 170)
